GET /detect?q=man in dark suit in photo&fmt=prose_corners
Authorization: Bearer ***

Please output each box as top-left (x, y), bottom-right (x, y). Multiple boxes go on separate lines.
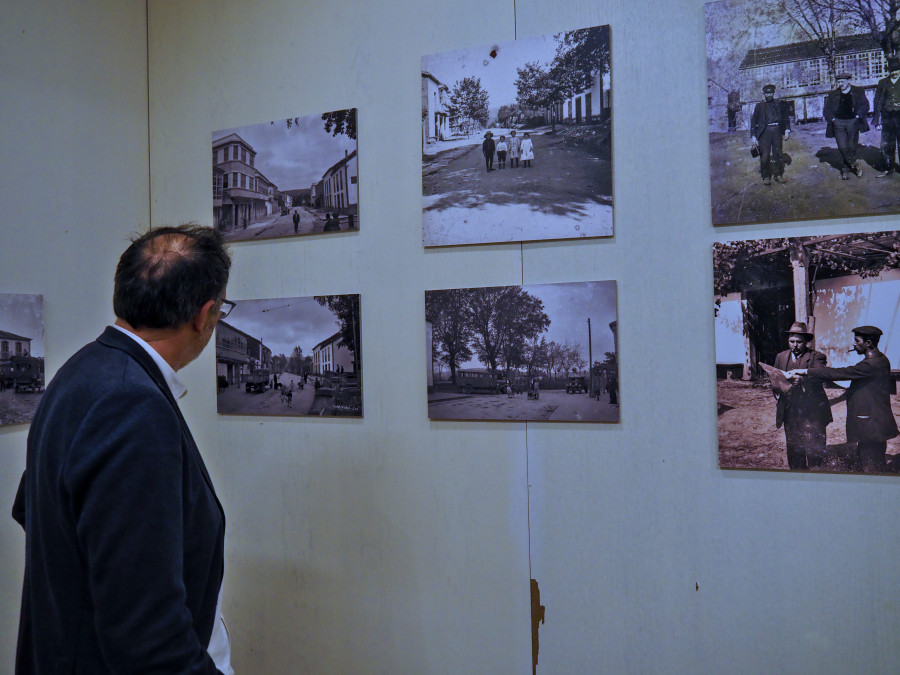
top-left (13, 224), bottom-right (234, 673)
top-left (751, 83), bottom-right (791, 186)
top-left (791, 325), bottom-right (899, 473)
top-left (773, 322), bottom-right (832, 470)
top-left (872, 56), bottom-right (900, 177)
top-left (823, 71), bottom-right (870, 180)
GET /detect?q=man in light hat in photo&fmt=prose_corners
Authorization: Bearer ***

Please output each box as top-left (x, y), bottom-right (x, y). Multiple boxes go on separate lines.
top-left (750, 83), bottom-right (791, 186)
top-left (791, 325), bottom-right (898, 473)
top-left (823, 71), bottom-right (870, 180)
top-left (872, 56), bottom-right (900, 177)
top-left (773, 321), bottom-right (832, 470)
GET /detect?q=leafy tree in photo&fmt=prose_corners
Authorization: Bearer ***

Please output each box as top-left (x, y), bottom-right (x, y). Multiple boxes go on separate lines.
top-left (314, 294), bottom-right (361, 370)
top-left (515, 61), bottom-right (555, 118)
top-left (496, 103), bottom-right (521, 127)
top-left (271, 353), bottom-right (288, 375)
top-left (449, 76), bottom-right (490, 130)
top-left (467, 287), bottom-right (550, 376)
top-left (550, 25), bottom-right (611, 112)
top-left (321, 108), bottom-right (357, 140)
top-left (286, 346), bottom-right (305, 375)
top-left (426, 289), bottom-right (474, 385)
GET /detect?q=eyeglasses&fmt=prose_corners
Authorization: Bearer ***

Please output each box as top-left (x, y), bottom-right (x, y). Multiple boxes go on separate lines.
top-left (219, 298), bottom-right (236, 319)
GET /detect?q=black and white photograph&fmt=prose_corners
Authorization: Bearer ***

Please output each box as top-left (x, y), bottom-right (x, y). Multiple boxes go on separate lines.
top-left (216, 294), bottom-right (361, 417)
top-left (707, 0), bottom-right (900, 225)
top-left (213, 109), bottom-right (358, 241)
top-left (0, 293), bottom-right (44, 426)
top-left (715, 231), bottom-right (900, 474)
top-left (422, 25), bottom-right (612, 247)
top-left (426, 280), bottom-right (618, 422)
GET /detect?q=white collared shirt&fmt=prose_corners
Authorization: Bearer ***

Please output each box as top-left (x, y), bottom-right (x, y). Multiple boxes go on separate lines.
top-left (110, 325), bottom-right (233, 674)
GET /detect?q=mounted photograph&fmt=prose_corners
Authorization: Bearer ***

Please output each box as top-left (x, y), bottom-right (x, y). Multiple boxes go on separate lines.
top-left (422, 25), bottom-right (612, 247)
top-left (426, 280), bottom-right (618, 422)
top-left (213, 109), bottom-right (358, 241)
top-left (715, 231), bottom-right (900, 474)
top-left (707, 0), bottom-right (900, 225)
top-left (0, 293), bottom-right (44, 426)
top-left (216, 294), bottom-right (361, 417)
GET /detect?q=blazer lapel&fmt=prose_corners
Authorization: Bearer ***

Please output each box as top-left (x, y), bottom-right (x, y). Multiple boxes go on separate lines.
top-left (95, 327), bottom-right (223, 510)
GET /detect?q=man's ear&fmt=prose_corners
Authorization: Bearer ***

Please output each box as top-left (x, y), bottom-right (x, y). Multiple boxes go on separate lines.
top-left (192, 299), bottom-right (218, 333)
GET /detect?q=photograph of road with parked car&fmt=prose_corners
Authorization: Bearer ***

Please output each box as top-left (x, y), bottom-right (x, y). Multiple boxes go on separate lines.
top-left (216, 294), bottom-right (361, 417)
top-left (422, 25), bottom-right (612, 247)
top-left (426, 280), bottom-right (618, 422)
top-left (0, 293), bottom-right (44, 426)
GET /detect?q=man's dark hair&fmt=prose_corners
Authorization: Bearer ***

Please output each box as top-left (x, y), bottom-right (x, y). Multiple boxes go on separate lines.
top-left (113, 224), bottom-right (231, 330)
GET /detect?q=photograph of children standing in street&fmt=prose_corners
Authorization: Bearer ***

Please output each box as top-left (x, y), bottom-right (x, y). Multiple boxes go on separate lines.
top-left (213, 109), bottom-right (358, 241)
top-left (422, 25), bottom-right (612, 247)
top-left (0, 293), bottom-right (44, 426)
top-left (707, 0), bottom-right (900, 226)
top-left (715, 230), bottom-right (900, 474)
top-left (216, 294), bottom-right (361, 417)
top-left (426, 280), bottom-right (618, 422)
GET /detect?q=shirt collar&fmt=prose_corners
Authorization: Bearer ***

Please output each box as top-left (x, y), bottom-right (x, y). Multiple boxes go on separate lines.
top-left (110, 324), bottom-right (187, 399)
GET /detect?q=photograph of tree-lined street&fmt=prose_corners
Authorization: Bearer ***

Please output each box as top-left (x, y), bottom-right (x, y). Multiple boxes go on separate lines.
top-left (422, 25), bottom-right (612, 247)
top-left (715, 231), bottom-right (900, 473)
top-left (426, 281), bottom-right (618, 422)
top-left (0, 294), bottom-right (44, 426)
top-left (216, 294), bottom-right (361, 417)
top-left (707, 0), bottom-right (900, 225)
top-left (213, 109), bottom-right (358, 241)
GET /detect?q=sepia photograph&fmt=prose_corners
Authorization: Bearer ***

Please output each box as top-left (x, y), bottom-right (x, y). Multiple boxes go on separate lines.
top-left (707, 0), bottom-right (900, 225)
top-left (0, 293), bottom-right (44, 426)
top-left (216, 294), bottom-right (361, 417)
top-left (213, 109), bottom-right (358, 242)
top-left (422, 25), bottom-right (612, 247)
top-left (426, 280), bottom-right (618, 422)
top-left (715, 230), bottom-right (900, 474)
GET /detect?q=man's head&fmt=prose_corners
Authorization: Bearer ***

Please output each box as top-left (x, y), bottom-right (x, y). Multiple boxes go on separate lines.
top-left (763, 83), bottom-right (776, 100)
top-left (786, 321), bottom-right (813, 356)
top-left (852, 325), bottom-right (882, 352)
top-left (889, 57), bottom-right (900, 78)
top-left (113, 224), bottom-right (231, 331)
top-left (836, 72), bottom-right (852, 92)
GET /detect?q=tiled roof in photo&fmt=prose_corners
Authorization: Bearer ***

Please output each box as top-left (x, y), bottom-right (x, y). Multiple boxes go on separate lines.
top-left (739, 34), bottom-right (882, 70)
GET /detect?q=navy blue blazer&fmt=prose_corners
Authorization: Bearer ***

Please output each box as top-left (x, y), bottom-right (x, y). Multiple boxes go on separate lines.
top-left (13, 327), bottom-right (225, 674)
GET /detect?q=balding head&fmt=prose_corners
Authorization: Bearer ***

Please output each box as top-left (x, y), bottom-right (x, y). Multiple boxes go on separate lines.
top-left (113, 224), bottom-right (231, 330)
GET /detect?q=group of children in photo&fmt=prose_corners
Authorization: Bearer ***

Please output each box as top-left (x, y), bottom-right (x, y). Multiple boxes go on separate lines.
top-left (481, 129), bottom-right (534, 171)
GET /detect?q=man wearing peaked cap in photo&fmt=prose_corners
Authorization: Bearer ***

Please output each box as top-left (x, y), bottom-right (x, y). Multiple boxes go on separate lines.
top-left (751, 83), bottom-right (791, 186)
top-left (824, 71), bottom-right (870, 180)
top-left (773, 322), bottom-right (832, 470)
top-left (790, 325), bottom-right (899, 473)
top-left (12, 224), bottom-right (234, 673)
top-left (873, 56), bottom-right (900, 177)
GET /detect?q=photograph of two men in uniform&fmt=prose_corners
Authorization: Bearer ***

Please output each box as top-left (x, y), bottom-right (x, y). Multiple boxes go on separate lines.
top-left (714, 230), bottom-right (900, 474)
top-left (706, 0), bottom-right (900, 226)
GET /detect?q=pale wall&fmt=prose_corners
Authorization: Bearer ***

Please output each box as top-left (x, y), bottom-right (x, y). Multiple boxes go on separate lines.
top-left (4, 0), bottom-right (900, 673)
top-left (0, 0), bottom-right (150, 669)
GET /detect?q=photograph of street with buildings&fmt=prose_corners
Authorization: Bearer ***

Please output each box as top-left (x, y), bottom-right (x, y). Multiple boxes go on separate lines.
top-left (216, 294), bottom-right (361, 417)
top-left (426, 280), bottom-right (618, 422)
top-left (422, 25), bottom-right (612, 247)
top-left (707, 0), bottom-right (900, 225)
top-left (715, 230), bottom-right (900, 474)
top-left (213, 109), bottom-right (358, 241)
top-left (0, 293), bottom-right (44, 426)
